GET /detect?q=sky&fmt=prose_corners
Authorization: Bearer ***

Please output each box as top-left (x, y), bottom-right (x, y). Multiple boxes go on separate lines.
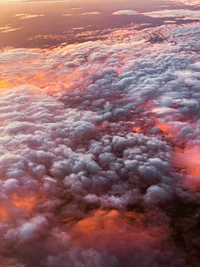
top-left (0, 0), bottom-right (200, 48)
top-left (0, 1), bottom-right (200, 267)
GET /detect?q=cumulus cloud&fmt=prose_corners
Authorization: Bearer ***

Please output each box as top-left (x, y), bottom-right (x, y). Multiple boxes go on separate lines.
top-left (0, 18), bottom-right (200, 267)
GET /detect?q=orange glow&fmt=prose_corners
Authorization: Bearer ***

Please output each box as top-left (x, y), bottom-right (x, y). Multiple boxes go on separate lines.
top-left (174, 147), bottom-right (184, 154)
top-left (153, 114), bottom-right (200, 188)
top-left (132, 126), bottom-right (142, 133)
top-left (0, 80), bottom-right (8, 88)
top-left (98, 123), bottom-right (107, 131)
top-left (77, 216), bottom-right (98, 231)
top-left (154, 118), bottom-right (183, 138)
top-left (77, 209), bottom-right (119, 232)
top-left (12, 193), bottom-right (38, 212)
top-left (0, 68), bottom-right (92, 95)
top-left (183, 149), bottom-right (200, 187)
top-left (72, 209), bottom-right (166, 254)
top-left (174, 146), bottom-right (200, 188)
top-left (0, 207), bottom-right (8, 221)
top-left (156, 122), bottom-right (173, 135)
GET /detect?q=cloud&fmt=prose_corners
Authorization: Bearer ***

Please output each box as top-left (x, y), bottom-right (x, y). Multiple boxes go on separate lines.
top-left (0, 0), bottom-right (26, 2)
top-left (0, 0), bottom-right (73, 2)
top-left (143, 9), bottom-right (200, 20)
top-left (73, 27), bottom-right (84, 30)
top-left (112, 10), bottom-right (139, 16)
top-left (0, 20), bottom-right (200, 267)
top-left (0, 25), bottom-right (23, 33)
top-left (13, 13), bottom-right (45, 20)
top-left (169, 0), bottom-right (200, 6)
top-left (63, 13), bottom-right (72, 17)
top-left (81, 11), bottom-right (101, 15)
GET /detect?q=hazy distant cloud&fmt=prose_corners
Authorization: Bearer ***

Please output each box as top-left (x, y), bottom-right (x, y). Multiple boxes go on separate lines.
top-left (63, 14), bottom-right (72, 17)
top-left (73, 27), bottom-right (84, 30)
top-left (0, 25), bottom-right (23, 33)
top-left (0, 0), bottom-right (73, 2)
top-left (70, 7), bottom-right (82, 10)
top-left (0, 0), bottom-right (26, 2)
top-left (14, 13), bottom-right (45, 19)
top-left (112, 10), bottom-right (139, 16)
top-left (143, 9), bottom-right (200, 20)
top-left (81, 11), bottom-right (101, 15)
top-left (169, 0), bottom-right (200, 6)
top-left (164, 20), bottom-right (176, 24)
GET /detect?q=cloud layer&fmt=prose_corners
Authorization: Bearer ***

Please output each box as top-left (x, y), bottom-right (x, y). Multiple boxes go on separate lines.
top-left (0, 20), bottom-right (200, 267)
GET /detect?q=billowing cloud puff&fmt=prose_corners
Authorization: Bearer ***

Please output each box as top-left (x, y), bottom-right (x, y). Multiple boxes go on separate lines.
top-left (0, 20), bottom-right (200, 267)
